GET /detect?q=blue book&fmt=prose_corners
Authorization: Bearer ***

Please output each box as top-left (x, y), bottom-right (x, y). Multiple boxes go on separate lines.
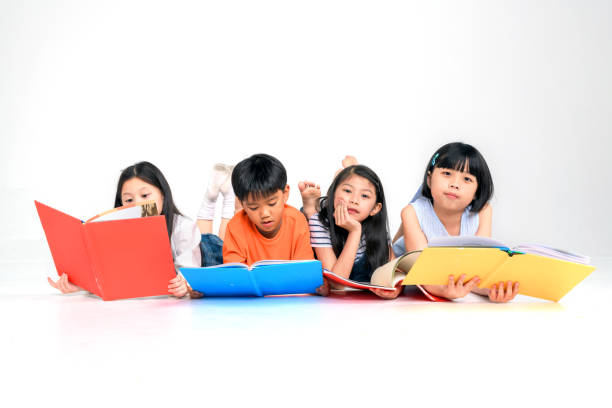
top-left (180, 260), bottom-right (323, 297)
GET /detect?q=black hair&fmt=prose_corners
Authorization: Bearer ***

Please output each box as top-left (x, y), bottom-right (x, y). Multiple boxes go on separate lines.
top-left (114, 161), bottom-right (182, 239)
top-left (317, 165), bottom-right (391, 273)
top-left (421, 142), bottom-right (493, 213)
top-left (232, 153), bottom-right (287, 202)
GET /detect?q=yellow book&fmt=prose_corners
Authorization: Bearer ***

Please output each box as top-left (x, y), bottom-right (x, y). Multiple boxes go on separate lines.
top-left (401, 237), bottom-right (595, 302)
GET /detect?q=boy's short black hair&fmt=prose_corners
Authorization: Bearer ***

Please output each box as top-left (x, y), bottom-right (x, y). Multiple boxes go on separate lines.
top-left (421, 142), bottom-right (494, 213)
top-left (232, 153), bottom-right (287, 201)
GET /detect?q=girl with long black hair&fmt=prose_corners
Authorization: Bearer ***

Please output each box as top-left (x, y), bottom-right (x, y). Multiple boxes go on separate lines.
top-left (48, 161), bottom-right (201, 297)
top-left (301, 164), bottom-right (398, 299)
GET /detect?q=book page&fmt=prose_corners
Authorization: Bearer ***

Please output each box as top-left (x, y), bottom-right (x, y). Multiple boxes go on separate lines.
top-left (428, 236), bottom-right (507, 248)
top-left (251, 259), bottom-right (318, 269)
top-left (512, 244), bottom-right (590, 264)
top-left (200, 263), bottom-right (249, 269)
top-left (86, 201), bottom-right (158, 223)
top-left (370, 251), bottom-right (420, 287)
top-left (323, 269), bottom-right (396, 290)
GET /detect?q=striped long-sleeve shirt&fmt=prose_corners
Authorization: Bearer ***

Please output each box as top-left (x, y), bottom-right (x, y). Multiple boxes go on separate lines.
top-left (308, 213), bottom-right (366, 260)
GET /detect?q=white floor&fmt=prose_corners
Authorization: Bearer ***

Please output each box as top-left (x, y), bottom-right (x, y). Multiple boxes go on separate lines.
top-left (1, 259), bottom-right (610, 408)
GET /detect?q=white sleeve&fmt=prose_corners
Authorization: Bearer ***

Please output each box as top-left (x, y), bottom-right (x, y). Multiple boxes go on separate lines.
top-left (171, 215), bottom-right (202, 272)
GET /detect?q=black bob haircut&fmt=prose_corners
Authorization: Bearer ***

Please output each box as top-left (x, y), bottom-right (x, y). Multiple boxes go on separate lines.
top-left (421, 142), bottom-right (494, 213)
top-left (232, 153), bottom-right (287, 202)
top-left (114, 161), bottom-right (182, 239)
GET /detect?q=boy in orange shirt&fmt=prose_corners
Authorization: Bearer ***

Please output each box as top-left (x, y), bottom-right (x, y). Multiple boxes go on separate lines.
top-left (222, 153), bottom-right (314, 264)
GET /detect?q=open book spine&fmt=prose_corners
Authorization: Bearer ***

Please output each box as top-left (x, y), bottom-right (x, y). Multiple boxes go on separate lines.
top-left (476, 249), bottom-right (520, 289)
top-left (247, 269), bottom-right (263, 296)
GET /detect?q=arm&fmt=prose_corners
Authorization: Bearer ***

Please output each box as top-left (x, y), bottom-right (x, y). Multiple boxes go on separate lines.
top-left (172, 218), bottom-right (202, 271)
top-left (392, 225), bottom-right (403, 243)
top-left (314, 226), bottom-right (362, 279)
top-left (310, 205), bottom-right (360, 295)
top-left (475, 203), bottom-right (492, 237)
top-left (401, 205), bottom-right (479, 300)
top-left (400, 204), bottom-right (428, 253)
top-left (311, 201), bottom-right (366, 296)
top-left (168, 217), bottom-right (202, 298)
top-left (312, 201), bottom-right (363, 295)
top-left (222, 224), bottom-right (247, 264)
top-left (322, 200), bottom-right (363, 279)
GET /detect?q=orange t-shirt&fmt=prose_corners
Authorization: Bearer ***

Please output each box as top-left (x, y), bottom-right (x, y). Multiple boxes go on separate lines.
top-left (222, 205), bottom-right (315, 265)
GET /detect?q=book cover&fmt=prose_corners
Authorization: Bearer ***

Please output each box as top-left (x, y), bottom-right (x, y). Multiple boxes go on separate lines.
top-left (180, 260), bottom-right (324, 297)
top-left (323, 251), bottom-right (421, 291)
top-left (401, 241), bottom-right (595, 301)
top-left (35, 200), bottom-right (175, 300)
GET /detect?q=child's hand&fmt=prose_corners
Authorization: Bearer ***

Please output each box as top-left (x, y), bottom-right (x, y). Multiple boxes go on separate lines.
top-left (184, 276), bottom-right (204, 298)
top-left (488, 281), bottom-right (519, 303)
top-left (424, 274), bottom-right (481, 300)
top-left (47, 273), bottom-right (81, 294)
top-left (316, 278), bottom-right (330, 296)
top-left (333, 200), bottom-right (361, 233)
top-left (370, 284), bottom-right (402, 299)
top-left (168, 274), bottom-right (189, 298)
top-left (187, 288), bottom-right (204, 299)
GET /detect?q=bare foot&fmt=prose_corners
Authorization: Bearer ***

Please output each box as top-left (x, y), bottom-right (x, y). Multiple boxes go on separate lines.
top-left (298, 180), bottom-right (321, 220)
top-left (335, 155), bottom-right (359, 178)
top-left (341, 155), bottom-right (358, 168)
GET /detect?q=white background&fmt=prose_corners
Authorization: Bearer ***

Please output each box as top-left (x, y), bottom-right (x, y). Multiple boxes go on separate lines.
top-left (1, 0), bottom-right (611, 261)
top-left (1, 3), bottom-right (611, 407)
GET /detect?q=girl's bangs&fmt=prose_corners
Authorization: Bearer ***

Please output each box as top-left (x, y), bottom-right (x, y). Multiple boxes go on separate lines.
top-left (437, 154), bottom-right (472, 174)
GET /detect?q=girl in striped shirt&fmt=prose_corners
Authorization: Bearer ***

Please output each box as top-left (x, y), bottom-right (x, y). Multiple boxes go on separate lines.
top-left (301, 164), bottom-right (398, 299)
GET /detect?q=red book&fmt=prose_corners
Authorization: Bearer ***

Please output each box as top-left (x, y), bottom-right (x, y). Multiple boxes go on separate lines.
top-left (35, 201), bottom-right (176, 300)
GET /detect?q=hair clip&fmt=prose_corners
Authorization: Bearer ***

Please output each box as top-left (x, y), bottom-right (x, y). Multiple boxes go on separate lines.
top-left (431, 153), bottom-right (440, 167)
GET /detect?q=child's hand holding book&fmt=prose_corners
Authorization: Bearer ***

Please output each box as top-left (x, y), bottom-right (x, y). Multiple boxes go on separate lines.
top-left (370, 284), bottom-right (403, 299)
top-left (487, 281), bottom-right (520, 303)
top-left (168, 274), bottom-right (189, 297)
top-left (423, 274), bottom-right (482, 300)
